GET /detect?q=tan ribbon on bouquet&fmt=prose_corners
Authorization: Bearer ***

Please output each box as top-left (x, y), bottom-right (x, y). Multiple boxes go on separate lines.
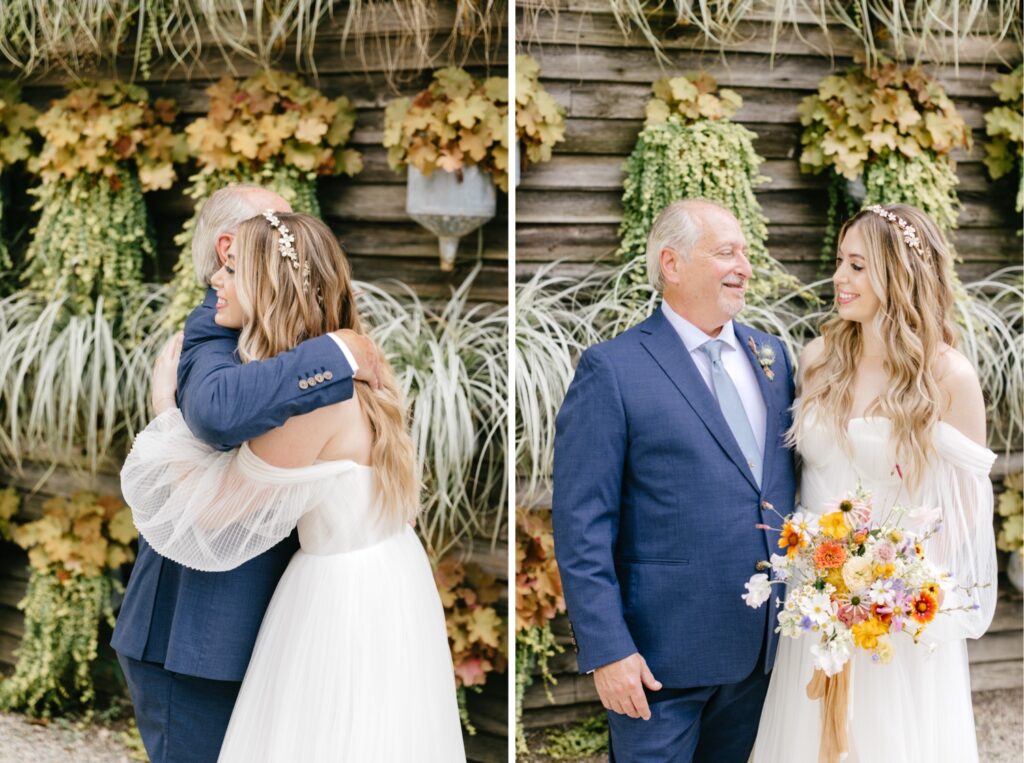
top-left (805, 663), bottom-right (851, 763)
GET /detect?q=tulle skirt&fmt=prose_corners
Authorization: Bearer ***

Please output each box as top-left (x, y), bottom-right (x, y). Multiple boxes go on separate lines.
top-left (752, 632), bottom-right (978, 762)
top-left (218, 526), bottom-right (466, 762)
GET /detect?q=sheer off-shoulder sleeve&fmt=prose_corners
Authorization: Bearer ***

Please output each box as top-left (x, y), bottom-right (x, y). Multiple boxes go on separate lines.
top-left (917, 423), bottom-right (999, 643)
top-left (121, 409), bottom-right (340, 572)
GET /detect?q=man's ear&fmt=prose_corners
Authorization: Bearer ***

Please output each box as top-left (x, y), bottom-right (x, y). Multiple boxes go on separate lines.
top-left (660, 247), bottom-right (680, 286)
top-left (215, 233), bottom-right (233, 266)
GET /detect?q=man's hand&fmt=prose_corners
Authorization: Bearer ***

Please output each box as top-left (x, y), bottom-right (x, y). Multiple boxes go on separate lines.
top-left (152, 332), bottom-right (184, 415)
top-left (593, 652), bottom-right (662, 720)
top-left (334, 329), bottom-right (382, 391)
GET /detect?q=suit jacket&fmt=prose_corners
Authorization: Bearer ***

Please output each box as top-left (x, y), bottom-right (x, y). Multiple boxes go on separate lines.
top-left (112, 288), bottom-right (356, 681)
top-left (551, 307), bottom-right (796, 688)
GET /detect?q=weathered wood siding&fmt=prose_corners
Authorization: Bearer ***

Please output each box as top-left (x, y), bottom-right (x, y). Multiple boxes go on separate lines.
top-left (516, 0), bottom-right (1022, 286)
top-left (3, 2), bottom-right (509, 302)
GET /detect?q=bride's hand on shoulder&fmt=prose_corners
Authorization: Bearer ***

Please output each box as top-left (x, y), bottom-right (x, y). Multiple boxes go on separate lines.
top-left (151, 332), bottom-right (184, 415)
top-left (936, 347), bottom-right (986, 446)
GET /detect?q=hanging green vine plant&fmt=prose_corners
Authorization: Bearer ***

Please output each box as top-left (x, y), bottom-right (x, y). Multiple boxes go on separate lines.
top-left (165, 70), bottom-right (363, 328)
top-left (0, 81), bottom-right (37, 282)
top-left (618, 74), bottom-right (799, 303)
top-left (0, 492), bottom-right (136, 718)
top-left (799, 63), bottom-right (971, 260)
top-left (983, 66), bottom-right (1023, 217)
top-left (22, 81), bottom-right (184, 317)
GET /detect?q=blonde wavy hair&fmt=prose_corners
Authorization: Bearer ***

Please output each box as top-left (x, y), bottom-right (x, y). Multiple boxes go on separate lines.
top-left (232, 212), bottom-right (419, 525)
top-left (790, 203), bottom-right (958, 491)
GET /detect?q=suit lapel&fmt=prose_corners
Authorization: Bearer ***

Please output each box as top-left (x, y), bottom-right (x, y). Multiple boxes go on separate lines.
top-left (639, 309), bottom-right (759, 491)
top-left (735, 323), bottom-right (780, 487)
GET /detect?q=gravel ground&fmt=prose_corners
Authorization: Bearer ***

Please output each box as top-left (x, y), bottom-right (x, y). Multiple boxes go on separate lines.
top-left (0, 689), bottom-right (1020, 762)
top-left (522, 688), bottom-right (1024, 763)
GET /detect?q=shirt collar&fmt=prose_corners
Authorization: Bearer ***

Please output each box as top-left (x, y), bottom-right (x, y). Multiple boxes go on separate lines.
top-left (661, 301), bottom-right (739, 355)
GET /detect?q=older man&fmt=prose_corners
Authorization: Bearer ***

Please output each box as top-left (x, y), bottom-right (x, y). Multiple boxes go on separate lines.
top-left (552, 199), bottom-right (796, 762)
top-left (112, 185), bottom-right (381, 763)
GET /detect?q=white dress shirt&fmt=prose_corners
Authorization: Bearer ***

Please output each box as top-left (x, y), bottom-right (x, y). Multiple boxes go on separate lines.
top-left (326, 334), bottom-right (359, 374)
top-left (660, 302), bottom-right (767, 455)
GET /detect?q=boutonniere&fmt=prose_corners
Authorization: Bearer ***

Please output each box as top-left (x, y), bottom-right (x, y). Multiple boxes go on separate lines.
top-left (747, 337), bottom-right (776, 381)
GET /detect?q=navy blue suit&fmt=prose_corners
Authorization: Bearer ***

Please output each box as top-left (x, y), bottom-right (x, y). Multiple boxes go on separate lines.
top-left (112, 288), bottom-right (357, 762)
top-left (552, 308), bottom-right (796, 762)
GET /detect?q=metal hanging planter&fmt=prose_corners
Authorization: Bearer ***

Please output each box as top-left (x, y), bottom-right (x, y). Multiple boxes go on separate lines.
top-left (406, 164), bottom-right (496, 271)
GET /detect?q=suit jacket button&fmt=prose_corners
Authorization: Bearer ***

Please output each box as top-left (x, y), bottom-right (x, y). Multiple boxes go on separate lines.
top-left (323, 370), bottom-right (333, 380)
top-left (315, 373), bottom-right (325, 383)
top-left (298, 379), bottom-right (309, 390)
top-left (307, 376), bottom-right (317, 386)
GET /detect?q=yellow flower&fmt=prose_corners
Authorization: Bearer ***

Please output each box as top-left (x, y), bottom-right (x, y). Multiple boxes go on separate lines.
top-left (888, 530), bottom-right (903, 543)
top-left (819, 511), bottom-right (850, 539)
top-left (852, 617), bottom-right (889, 650)
top-left (824, 567), bottom-right (848, 594)
top-left (873, 563), bottom-right (895, 579)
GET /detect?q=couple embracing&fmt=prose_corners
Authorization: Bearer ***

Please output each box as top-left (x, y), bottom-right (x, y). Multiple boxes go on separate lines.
top-left (111, 185), bottom-right (466, 762)
top-left (553, 199), bottom-right (997, 762)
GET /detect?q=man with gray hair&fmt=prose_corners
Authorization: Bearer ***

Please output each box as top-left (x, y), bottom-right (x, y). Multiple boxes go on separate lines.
top-left (552, 199), bottom-right (796, 761)
top-left (112, 184), bottom-right (382, 763)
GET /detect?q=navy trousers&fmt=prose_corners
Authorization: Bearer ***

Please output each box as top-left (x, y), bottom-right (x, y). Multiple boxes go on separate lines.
top-left (118, 654), bottom-right (241, 763)
top-left (607, 649), bottom-right (771, 763)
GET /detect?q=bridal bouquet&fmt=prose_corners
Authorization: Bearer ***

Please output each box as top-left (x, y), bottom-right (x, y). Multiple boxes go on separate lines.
top-left (742, 485), bottom-right (966, 676)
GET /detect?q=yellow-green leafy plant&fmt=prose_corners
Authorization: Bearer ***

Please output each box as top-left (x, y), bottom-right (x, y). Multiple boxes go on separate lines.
top-left (514, 55), bottom-right (566, 174)
top-left (618, 73), bottom-right (800, 302)
top-left (384, 67), bottom-right (510, 191)
top-left (983, 66), bottom-right (1023, 215)
top-left (22, 81), bottom-right (184, 316)
top-left (165, 70), bottom-right (363, 327)
top-left (0, 81), bottom-right (37, 279)
top-left (997, 473), bottom-right (1023, 554)
top-left (434, 553), bottom-right (507, 732)
top-left (799, 63), bottom-right (971, 258)
top-left (515, 506), bottom-right (566, 754)
top-left (0, 491), bottom-right (136, 718)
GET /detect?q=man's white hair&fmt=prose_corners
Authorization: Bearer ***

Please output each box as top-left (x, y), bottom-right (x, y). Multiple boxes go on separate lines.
top-left (190, 184), bottom-right (273, 285)
top-left (644, 198), bottom-right (731, 291)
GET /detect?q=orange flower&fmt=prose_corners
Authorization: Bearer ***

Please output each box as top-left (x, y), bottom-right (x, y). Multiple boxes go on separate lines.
top-left (914, 542), bottom-right (925, 559)
top-left (778, 523), bottom-right (806, 558)
top-left (871, 602), bottom-right (893, 625)
top-left (813, 541), bottom-right (847, 570)
top-left (911, 592), bottom-right (938, 624)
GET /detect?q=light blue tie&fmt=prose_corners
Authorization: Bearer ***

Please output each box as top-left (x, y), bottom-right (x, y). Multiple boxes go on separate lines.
top-left (700, 339), bottom-right (762, 486)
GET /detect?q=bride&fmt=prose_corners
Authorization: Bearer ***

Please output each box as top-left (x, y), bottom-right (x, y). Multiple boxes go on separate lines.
top-left (752, 203), bottom-right (997, 762)
top-left (121, 211), bottom-right (466, 762)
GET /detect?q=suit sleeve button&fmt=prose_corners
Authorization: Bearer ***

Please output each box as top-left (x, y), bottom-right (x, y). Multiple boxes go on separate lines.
top-left (323, 370), bottom-right (334, 380)
top-left (298, 379), bottom-right (309, 390)
top-left (314, 373), bottom-right (324, 383)
top-left (307, 377), bottom-right (317, 386)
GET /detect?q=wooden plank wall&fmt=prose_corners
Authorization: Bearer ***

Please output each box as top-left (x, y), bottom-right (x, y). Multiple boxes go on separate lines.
top-left (515, 0), bottom-right (1022, 286)
top-left (3, 2), bottom-right (509, 302)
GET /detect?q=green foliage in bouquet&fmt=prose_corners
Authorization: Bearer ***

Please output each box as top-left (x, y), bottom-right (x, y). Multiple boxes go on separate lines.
top-left (21, 81), bottom-right (184, 316)
top-left (165, 70), bottom-right (363, 328)
top-left (515, 55), bottom-right (566, 173)
top-left (799, 64), bottom-right (971, 257)
top-left (618, 74), bottom-right (799, 303)
top-left (514, 506), bottom-right (565, 754)
top-left (0, 492), bottom-right (136, 718)
top-left (0, 81), bottom-right (37, 278)
top-left (983, 66), bottom-right (1023, 215)
top-left (384, 67), bottom-right (510, 191)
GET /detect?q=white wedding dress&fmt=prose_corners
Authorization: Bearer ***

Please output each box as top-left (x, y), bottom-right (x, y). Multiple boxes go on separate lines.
top-left (121, 409), bottom-right (466, 762)
top-left (752, 409), bottom-right (997, 763)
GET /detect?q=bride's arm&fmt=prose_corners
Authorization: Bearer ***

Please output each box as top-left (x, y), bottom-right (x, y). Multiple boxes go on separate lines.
top-left (920, 351), bottom-right (997, 643)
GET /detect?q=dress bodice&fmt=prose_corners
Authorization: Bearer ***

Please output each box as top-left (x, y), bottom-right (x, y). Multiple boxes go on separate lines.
top-left (796, 408), bottom-right (995, 520)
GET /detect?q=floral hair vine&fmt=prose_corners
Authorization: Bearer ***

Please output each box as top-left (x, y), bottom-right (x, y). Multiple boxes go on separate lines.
top-left (262, 209), bottom-right (310, 289)
top-left (866, 205), bottom-right (924, 258)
